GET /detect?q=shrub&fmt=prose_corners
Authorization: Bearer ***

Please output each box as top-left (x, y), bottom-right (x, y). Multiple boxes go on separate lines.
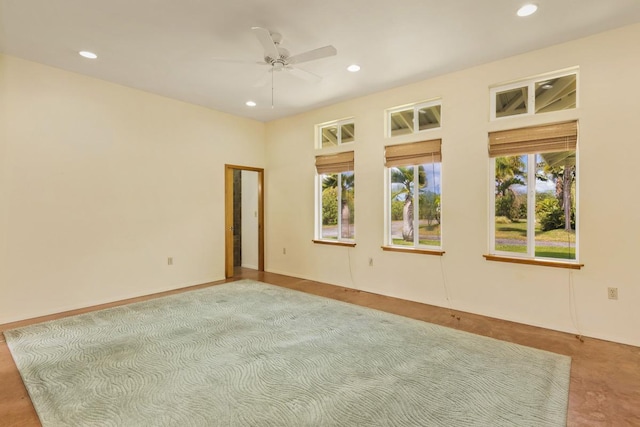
top-left (419, 193), bottom-right (441, 225)
top-left (536, 198), bottom-right (575, 231)
top-left (322, 187), bottom-right (338, 225)
top-left (495, 216), bottom-right (512, 224)
top-left (391, 199), bottom-right (404, 220)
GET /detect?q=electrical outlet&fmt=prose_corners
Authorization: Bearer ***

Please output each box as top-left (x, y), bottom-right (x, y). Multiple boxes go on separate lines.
top-left (368, 257), bottom-right (373, 267)
top-left (168, 257), bottom-right (173, 266)
top-left (283, 248), bottom-right (286, 255)
top-left (607, 287), bottom-right (618, 300)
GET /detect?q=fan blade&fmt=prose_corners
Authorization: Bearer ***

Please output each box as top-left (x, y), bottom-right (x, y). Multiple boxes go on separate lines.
top-left (288, 45), bottom-right (337, 65)
top-left (253, 70), bottom-right (273, 88)
top-left (287, 66), bottom-right (322, 83)
top-left (251, 27), bottom-right (279, 60)
top-left (212, 57), bottom-right (267, 65)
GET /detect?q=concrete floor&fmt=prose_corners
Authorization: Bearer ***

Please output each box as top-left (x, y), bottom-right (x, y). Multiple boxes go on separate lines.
top-left (1, 268), bottom-right (638, 426)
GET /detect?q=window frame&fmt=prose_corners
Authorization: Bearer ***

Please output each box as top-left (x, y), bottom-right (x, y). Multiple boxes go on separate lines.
top-left (316, 118), bottom-right (355, 149)
top-left (490, 68), bottom-right (579, 121)
top-left (314, 152), bottom-right (355, 244)
top-left (383, 139), bottom-right (443, 252)
top-left (487, 125), bottom-right (580, 265)
top-left (386, 99), bottom-right (442, 138)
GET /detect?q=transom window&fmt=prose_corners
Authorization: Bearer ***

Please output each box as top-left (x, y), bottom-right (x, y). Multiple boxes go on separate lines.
top-left (490, 70), bottom-right (578, 120)
top-left (386, 100), bottom-right (442, 137)
top-left (489, 121), bottom-right (578, 261)
top-left (316, 119), bottom-right (355, 149)
top-left (315, 151), bottom-right (355, 242)
top-left (385, 139), bottom-right (442, 249)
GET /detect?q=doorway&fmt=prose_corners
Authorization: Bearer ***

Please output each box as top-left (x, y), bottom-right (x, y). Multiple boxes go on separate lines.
top-left (224, 164), bottom-right (264, 278)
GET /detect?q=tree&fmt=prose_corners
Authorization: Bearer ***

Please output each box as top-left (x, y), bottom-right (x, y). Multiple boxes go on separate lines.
top-left (321, 187), bottom-right (338, 225)
top-left (561, 165), bottom-right (575, 232)
top-left (391, 166), bottom-right (426, 241)
top-left (495, 156), bottom-right (525, 220)
top-left (419, 193), bottom-right (440, 225)
top-left (322, 172), bottom-right (355, 237)
top-left (538, 157), bottom-right (576, 232)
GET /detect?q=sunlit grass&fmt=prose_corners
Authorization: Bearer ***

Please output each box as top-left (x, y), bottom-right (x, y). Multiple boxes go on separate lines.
top-left (495, 244), bottom-right (527, 253)
top-left (535, 247), bottom-right (576, 260)
top-left (392, 239), bottom-right (441, 247)
top-left (495, 220), bottom-right (575, 243)
top-left (496, 244), bottom-right (576, 260)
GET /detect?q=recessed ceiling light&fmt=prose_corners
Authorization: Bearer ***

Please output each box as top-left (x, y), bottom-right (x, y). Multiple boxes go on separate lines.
top-left (347, 64), bottom-right (361, 72)
top-left (78, 51), bottom-right (97, 59)
top-left (517, 4), bottom-right (538, 17)
top-left (541, 84), bottom-right (553, 89)
top-left (246, 101), bottom-right (257, 107)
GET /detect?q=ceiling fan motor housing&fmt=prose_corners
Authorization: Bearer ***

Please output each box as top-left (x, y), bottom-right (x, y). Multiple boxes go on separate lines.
top-left (265, 46), bottom-right (290, 68)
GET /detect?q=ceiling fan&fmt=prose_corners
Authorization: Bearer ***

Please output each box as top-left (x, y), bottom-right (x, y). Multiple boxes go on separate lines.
top-left (250, 26), bottom-right (337, 85)
top-left (215, 27), bottom-right (336, 108)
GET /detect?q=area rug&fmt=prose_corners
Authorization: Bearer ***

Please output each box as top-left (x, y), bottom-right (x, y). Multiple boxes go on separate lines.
top-left (6, 280), bottom-right (570, 426)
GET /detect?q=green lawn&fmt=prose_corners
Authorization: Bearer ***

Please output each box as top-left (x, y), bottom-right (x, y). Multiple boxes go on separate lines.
top-left (392, 239), bottom-right (441, 246)
top-left (495, 220), bottom-right (575, 242)
top-left (496, 220), bottom-right (576, 259)
top-left (391, 222), bottom-right (441, 247)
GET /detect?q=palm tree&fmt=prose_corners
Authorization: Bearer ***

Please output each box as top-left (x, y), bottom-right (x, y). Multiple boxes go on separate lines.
top-left (539, 158), bottom-right (576, 232)
top-left (495, 156), bottom-right (525, 196)
top-left (391, 166), bottom-right (426, 241)
top-left (495, 156), bottom-right (526, 220)
top-left (560, 165), bottom-right (575, 231)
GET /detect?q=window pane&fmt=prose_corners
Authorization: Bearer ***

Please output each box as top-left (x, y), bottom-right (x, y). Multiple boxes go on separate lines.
top-left (534, 152), bottom-right (576, 260)
top-left (340, 171), bottom-right (355, 239)
top-left (417, 163), bottom-right (441, 246)
top-left (390, 109), bottom-right (414, 136)
top-left (321, 126), bottom-right (339, 148)
top-left (495, 87), bottom-right (528, 118)
top-left (321, 173), bottom-right (339, 240)
top-left (341, 123), bottom-right (355, 144)
top-left (535, 74), bottom-right (577, 114)
top-left (390, 166), bottom-right (415, 245)
top-left (418, 105), bottom-right (441, 131)
top-left (494, 155), bottom-right (528, 253)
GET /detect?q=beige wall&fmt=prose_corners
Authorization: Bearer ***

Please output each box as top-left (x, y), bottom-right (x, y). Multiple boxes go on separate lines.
top-left (0, 54), bottom-right (265, 324)
top-left (265, 23), bottom-right (640, 347)
top-left (2, 24), bottom-right (639, 347)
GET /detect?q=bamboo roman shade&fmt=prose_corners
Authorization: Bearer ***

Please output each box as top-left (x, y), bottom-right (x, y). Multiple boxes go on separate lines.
top-left (384, 139), bottom-right (442, 167)
top-left (315, 151), bottom-right (354, 174)
top-left (488, 121), bottom-right (577, 158)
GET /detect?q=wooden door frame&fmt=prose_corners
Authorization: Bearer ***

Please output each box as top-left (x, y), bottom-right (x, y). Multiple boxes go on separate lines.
top-left (225, 164), bottom-right (264, 278)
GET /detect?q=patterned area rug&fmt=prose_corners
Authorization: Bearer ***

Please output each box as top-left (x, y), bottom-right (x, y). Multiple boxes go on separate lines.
top-left (6, 280), bottom-right (570, 426)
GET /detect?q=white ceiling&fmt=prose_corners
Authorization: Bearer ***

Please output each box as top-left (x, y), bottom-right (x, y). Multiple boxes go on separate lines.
top-left (2, 0), bottom-right (640, 122)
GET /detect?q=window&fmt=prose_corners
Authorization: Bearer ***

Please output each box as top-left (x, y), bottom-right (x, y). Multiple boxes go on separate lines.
top-left (491, 70), bottom-right (577, 120)
top-left (315, 151), bottom-right (355, 242)
top-left (317, 119), bottom-right (355, 149)
top-left (387, 100), bottom-right (442, 137)
top-left (385, 140), bottom-right (442, 249)
top-left (489, 121), bottom-right (578, 262)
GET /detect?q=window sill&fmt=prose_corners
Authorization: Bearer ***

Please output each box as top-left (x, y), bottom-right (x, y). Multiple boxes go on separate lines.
top-left (312, 240), bottom-right (356, 248)
top-left (381, 246), bottom-right (445, 256)
top-left (483, 254), bottom-right (584, 270)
